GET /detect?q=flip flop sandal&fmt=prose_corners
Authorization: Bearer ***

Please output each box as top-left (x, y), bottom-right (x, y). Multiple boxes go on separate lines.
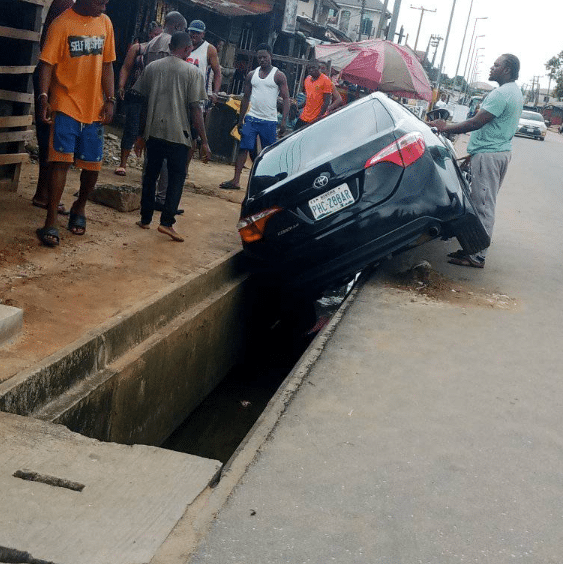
top-left (447, 249), bottom-right (467, 259)
top-left (157, 225), bottom-right (184, 242)
top-left (68, 211), bottom-right (86, 235)
top-left (219, 180), bottom-right (240, 190)
top-left (36, 226), bottom-right (60, 247)
top-left (114, 167), bottom-right (127, 176)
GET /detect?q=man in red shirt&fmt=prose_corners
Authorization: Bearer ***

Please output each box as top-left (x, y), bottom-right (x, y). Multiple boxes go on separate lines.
top-left (294, 61), bottom-right (332, 129)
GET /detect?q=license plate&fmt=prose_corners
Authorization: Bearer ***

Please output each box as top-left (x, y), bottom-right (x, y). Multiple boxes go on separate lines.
top-left (308, 184), bottom-right (354, 220)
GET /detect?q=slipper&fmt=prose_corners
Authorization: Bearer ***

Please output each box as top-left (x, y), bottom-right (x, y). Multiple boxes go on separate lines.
top-left (448, 256), bottom-right (485, 268)
top-left (36, 226), bottom-right (60, 247)
top-left (219, 180), bottom-right (240, 190)
top-left (158, 225), bottom-right (184, 242)
top-left (32, 200), bottom-right (70, 215)
top-left (136, 220), bottom-right (150, 229)
top-left (447, 249), bottom-right (467, 259)
top-left (114, 167), bottom-right (127, 176)
top-left (68, 211), bottom-right (86, 235)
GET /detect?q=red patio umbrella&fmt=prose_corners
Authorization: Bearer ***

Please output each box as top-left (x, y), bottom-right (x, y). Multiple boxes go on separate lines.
top-left (315, 40), bottom-right (432, 102)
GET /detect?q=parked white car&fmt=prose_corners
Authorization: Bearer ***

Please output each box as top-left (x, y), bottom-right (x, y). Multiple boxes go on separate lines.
top-left (516, 110), bottom-right (547, 141)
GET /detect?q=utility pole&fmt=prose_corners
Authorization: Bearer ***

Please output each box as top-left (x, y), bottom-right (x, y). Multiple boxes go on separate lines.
top-left (410, 5), bottom-right (437, 53)
top-left (359, 0), bottom-right (366, 41)
top-left (436, 0), bottom-right (457, 93)
top-left (387, 0), bottom-right (402, 41)
top-left (430, 35), bottom-right (443, 67)
top-left (375, 0), bottom-right (390, 39)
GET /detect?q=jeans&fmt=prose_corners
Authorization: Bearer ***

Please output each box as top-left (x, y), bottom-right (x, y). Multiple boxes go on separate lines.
top-left (141, 137), bottom-right (188, 227)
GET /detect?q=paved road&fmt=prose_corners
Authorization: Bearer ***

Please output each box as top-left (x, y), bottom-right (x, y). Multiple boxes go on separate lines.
top-left (186, 130), bottom-right (563, 563)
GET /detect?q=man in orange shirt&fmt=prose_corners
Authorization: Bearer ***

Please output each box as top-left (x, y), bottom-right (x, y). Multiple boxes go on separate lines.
top-left (36, 0), bottom-right (116, 247)
top-left (294, 61), bottom-right (332, 130)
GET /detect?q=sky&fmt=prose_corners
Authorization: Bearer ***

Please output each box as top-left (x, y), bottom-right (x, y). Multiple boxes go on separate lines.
top-left (391, 0), bottom-right (563, 91)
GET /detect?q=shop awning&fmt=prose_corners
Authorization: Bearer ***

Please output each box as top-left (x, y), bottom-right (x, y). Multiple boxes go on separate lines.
top-left (180, 0), bottom-right (274, 16)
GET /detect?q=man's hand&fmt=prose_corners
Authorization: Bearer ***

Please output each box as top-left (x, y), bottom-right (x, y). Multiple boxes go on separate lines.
top-left (428, 119), bottom-right (448, 132)
top-left (200, 142), bottom-right (211, 164)
top-left (134, 136), bottom-right (145, 158)
top-left (100, 100), bottom-right (115, 125)
top-left (237, 120), bottom-right (244, 135)
top-left (278, 122), bottom-right (286, 136)
top-left (118, 87), bottom-right (126, 100)
top-left (39, 97), bottom-right (52, 124)
top-left (210, 92), bottom-right (218, 105)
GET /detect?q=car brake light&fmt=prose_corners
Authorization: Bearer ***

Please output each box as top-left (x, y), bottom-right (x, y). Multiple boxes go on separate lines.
top-left (365, 132), bottom-right (426, 169)
top-left (237, 206), bottom-right (282, 243)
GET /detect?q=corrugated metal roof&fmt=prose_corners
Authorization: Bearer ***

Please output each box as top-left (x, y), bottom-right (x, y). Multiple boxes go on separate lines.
top-left (181, 0), bottom-right (274, 16)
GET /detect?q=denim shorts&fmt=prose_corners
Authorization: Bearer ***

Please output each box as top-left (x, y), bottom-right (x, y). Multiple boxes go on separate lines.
top-left (49, 112), bottom-right (104, 171)
top-left (239, 115), bottom-right (277, 151)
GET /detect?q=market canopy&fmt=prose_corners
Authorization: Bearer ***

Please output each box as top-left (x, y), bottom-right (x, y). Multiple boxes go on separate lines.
top-left (316, 39), bottom-right (432, 102)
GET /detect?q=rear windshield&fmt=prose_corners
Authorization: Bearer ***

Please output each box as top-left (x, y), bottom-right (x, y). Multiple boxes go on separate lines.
top-left (253, 98), bottom-right (394, 181)
top-left (521, 111), bottom-right (544, 122)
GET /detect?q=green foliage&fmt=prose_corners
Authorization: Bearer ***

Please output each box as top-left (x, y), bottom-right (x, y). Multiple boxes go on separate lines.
top-left (545, 51), bottom-right (563, 100)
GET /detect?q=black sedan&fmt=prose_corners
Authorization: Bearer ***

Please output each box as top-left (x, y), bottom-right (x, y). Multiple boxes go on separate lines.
top-left (237, 93), bottom-right (489, 296)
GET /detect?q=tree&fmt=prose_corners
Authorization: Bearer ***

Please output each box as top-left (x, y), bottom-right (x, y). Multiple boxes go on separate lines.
top-left (545, 51), bottom-right (563, 100)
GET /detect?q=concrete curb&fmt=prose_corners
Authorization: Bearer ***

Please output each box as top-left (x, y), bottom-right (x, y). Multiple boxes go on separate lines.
top-left (0, 251), bottom-right (247, 416)
top-left (150, 274), bottom-right (366, 564)
top-left (0, 304), bottom-right (23, 347)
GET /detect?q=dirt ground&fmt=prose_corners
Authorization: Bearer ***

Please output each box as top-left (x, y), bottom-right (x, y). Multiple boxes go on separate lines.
top-left (0, 154), bottom-right (249, 383)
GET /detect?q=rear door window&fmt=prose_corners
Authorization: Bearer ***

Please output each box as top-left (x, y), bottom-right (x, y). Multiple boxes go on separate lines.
top-left (253, 98), bottom-right (394, 181)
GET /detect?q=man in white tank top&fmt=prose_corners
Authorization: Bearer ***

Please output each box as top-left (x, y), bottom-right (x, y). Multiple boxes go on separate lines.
top-left (186, 20), bottom-right (221, 104)
top-left (219, 43), bottom-right (289, 190)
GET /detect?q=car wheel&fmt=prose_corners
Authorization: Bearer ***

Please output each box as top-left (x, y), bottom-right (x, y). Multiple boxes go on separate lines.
top-left (541, 137), bottom-right (545, 141)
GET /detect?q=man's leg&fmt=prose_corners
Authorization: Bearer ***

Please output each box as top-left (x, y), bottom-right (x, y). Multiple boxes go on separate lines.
top-left (141, 137), bottom-right (166, 226)
top-left (44, 161), bottom-right (72, 230)
top-left (160, 142), bottom-right (188, 228)
top-left (220, 117), bottom-right (257, 189)
top-left (155, 159), bottom-right (168, 206)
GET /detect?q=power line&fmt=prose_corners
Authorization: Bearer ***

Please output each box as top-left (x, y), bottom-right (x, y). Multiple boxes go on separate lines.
top-left (410, 5), bottom-right (437, 53)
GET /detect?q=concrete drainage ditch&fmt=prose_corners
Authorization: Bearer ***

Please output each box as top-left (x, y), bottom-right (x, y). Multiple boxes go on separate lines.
top-left (0, 251), bottom-right (354, 457)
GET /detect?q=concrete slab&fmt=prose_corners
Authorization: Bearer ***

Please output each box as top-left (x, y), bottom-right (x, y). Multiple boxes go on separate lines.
top-left (0, 305), bottom-right (22, 347)
top-left (0, 412), bottom-right (221, 564)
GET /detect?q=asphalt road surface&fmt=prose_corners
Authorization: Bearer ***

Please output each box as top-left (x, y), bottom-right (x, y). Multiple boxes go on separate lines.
top-left (185, 129), bottom-right (563, 564)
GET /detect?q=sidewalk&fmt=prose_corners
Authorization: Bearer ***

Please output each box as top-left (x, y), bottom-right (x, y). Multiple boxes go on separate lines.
top-left (0, 152), bottom-right (246, 383)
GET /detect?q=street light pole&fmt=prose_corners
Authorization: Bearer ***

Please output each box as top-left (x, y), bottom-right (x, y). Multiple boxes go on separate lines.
top-left (435, 0), bottom-right (457, 94)
top-left (463, 34), bottom-right (484, 98)
top-left (461, 17), bottom-right (487, 92)
top-left (467, 47), bottom-right (484, 96)
top-left (453, 0), bottom-right (473, 89)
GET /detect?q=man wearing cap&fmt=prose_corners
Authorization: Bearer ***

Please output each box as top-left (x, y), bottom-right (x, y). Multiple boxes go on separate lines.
top-left (186, 19), bottom-right (222, 170)
top-left (186, 20), bottom-right (222, 105)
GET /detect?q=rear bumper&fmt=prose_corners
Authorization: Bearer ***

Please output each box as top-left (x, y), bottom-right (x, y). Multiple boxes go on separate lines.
top-left (245, 211), bottom-right (489, 293)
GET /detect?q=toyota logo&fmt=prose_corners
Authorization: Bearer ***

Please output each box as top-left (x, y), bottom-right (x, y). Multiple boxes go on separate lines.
top-left (313, 174), bottom-right (329, 189)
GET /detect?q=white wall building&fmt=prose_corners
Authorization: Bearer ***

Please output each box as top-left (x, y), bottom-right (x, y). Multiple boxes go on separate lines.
top-left (320, 0), bottom-right (390, 41)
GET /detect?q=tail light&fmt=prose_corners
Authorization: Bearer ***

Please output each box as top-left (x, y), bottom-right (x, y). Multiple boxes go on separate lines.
top-left (237, 207), bottom-right (282, 243)
top-left (365, 132), bottom-right (426, 169)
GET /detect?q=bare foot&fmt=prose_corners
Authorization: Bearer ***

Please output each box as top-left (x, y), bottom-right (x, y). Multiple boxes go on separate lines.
top-left (157, 225), bottom-right (184, 242)
top-left (136, 221), bottom-right (150, 229)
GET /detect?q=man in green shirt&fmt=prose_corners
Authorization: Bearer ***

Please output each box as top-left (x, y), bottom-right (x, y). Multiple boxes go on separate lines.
top-left (430, 54), bottom-right (523, 268)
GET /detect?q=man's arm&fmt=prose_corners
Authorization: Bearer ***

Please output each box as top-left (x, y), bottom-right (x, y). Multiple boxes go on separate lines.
top-left (430, 109), bottom-right (495, 135)
top-left (327, 85), bottom-right (344, 113)
top-left (100, 61), bottom-right (115, 124)
top-left (318, 92), bottom-right (331, 119)
top-left (275, 70), bottom-right (290, 134)
top-left (207, 44), bottom-right (222, 103)
top-left (134, 95), bottom-right (148, 157)
top-left (37, 61), bottom-right (54, 123)
top-left (237, 72), bottom-right (253, 130)
top-left (190, 102), bottom-right (210, 163)
top-left (118, 43), bottom-right (141, 100)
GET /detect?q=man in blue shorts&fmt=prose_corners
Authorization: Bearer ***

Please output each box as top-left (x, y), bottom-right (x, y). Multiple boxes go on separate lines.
top-left (36, 0), bottom-right (116, 247)
top-left (219, 44), bottom-right (289, 190)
